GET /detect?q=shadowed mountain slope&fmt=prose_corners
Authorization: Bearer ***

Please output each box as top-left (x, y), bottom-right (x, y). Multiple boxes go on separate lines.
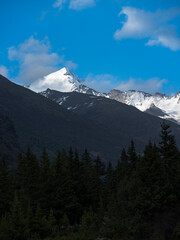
top-left (40, 89), bottom-right (180, 151)
top-left (1, 74), bottom-right (180, 164)
top-left (0, 75), bottom-right (127, 163)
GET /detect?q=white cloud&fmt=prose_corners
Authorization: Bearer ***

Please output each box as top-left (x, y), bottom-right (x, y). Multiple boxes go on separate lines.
top-left (53, 0), bottom-right (67, 9)
top-left (114, 7), bottom-right (180, 51)
top-left (0, 66), bottom-right (9, 78)
top-left (115, 77), bottom-right (166, 94)
top-left (85, 74), bottom-right (166, 94)
top-left (85, 74), bottom-right (117, 92)
top-left (65, 60), bottom-right (78, 70)
top-left (8, 36), bottom-right (78, 84)
top-left (53, 0), bottom-right (95, 10)
top-left (69, 0), bottom-right (95, 10)
top-left (146, 28), bottom-right (180, 51)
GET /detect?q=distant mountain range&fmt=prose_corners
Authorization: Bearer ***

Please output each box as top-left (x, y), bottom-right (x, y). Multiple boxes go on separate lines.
top-left (29, 67), bottom-right (180, 124)
top-left (108, 89), bottom-right (180, 124)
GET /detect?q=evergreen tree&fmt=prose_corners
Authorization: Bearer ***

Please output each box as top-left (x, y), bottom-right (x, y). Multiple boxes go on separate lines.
top-left (80, 207), bottom-right (100, 239)
top-left (116, 148), bottom-right (129, 184)
top-left (128, 140), bottom-right (137, 163)
top-left (9, 192), bottom-right (29, 240)
top-left (135, 142), bottom-right (164, 219)
top-left (31, 204), bottom-right (49, 239)
top-left (47, 208), bottom-right (57, 237)
top-left (40, 147), bottom-right (50, 180)
top-left (159, 122), bottom-right (180, 203)
top-left (81, 149), bottom-right (92, 170)
top-left (172, 222), bottom-right (180, 240)
top-left (51, 150), bottom-right (66, 219)
top-left (0, 157), bottom-right (11, 216)
top-left (121, 148), bottom-right (128, 163)
top-left (16, 148), bottom-right (40, 209)
top-left (94, 155), bottom-right (105, 176)
top-left (104, 162), bottom-right (116, 207)
top-left (39, 148), bottom-right (51, 215)
top-left (159, 122), bottom-right (179, 160)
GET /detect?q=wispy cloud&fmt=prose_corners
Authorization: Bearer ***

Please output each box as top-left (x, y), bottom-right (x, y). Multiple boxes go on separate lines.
top-left (85, 73), bottom-right (118, 93)
top-left (85, 74), bottom-right (166, 94)
top-left (114, 7), bottom-right (180, 51)
top-left (115, 77), bottom-right (166, 94)
top-left (0, 65), bottom-right (9, 78)
top-left (53, 0), bottom-right (67, 10)
top-left (65, 60), bottom-right (78, 70)
top-left (53, 0), bottom-right (96, 11)
top-left (39, 11), bottom-right (48, 21)
top-left (8, 36), bottom-right (78, 84)
top-left (69, 0), bottom-right (95, 10)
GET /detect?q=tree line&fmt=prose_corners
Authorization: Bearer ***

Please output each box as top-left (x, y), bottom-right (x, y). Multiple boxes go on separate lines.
top-left (0, 122), bottom-right (180, 240)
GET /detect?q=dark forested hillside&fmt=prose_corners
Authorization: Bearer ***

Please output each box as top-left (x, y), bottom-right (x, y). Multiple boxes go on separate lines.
top-left (0, 123), bottom-right (180, 240)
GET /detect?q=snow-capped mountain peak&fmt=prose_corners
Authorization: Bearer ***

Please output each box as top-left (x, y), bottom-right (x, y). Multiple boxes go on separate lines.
top-left (59, 67), bottom-right (83, 85)
top-left (29, 67), bottom-right (83, 93)
top-left (29, 67), bottom-right (106, 97)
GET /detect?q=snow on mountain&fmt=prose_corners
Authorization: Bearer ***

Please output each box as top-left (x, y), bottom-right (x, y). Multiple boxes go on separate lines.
top-left (75, 84), bottom-right (106, 97)
top-left (108, 90), bottom-right (180, 124)
top-left (28, 67), bottom-right (180, 124)
top-left (29, 67), bottom-right (106, 97)
top-left (29, 67), bottom-right (82, 93)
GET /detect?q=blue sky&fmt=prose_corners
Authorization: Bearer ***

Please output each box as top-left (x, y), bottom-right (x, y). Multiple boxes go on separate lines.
top-left (1, 0), bottom-right (180, 94)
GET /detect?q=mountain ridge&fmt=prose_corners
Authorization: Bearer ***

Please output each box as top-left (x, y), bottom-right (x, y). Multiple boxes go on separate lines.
top-left (108, 89), bottom-right (180, 124)
top-left (28, 68), bottom-right (180, 124)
